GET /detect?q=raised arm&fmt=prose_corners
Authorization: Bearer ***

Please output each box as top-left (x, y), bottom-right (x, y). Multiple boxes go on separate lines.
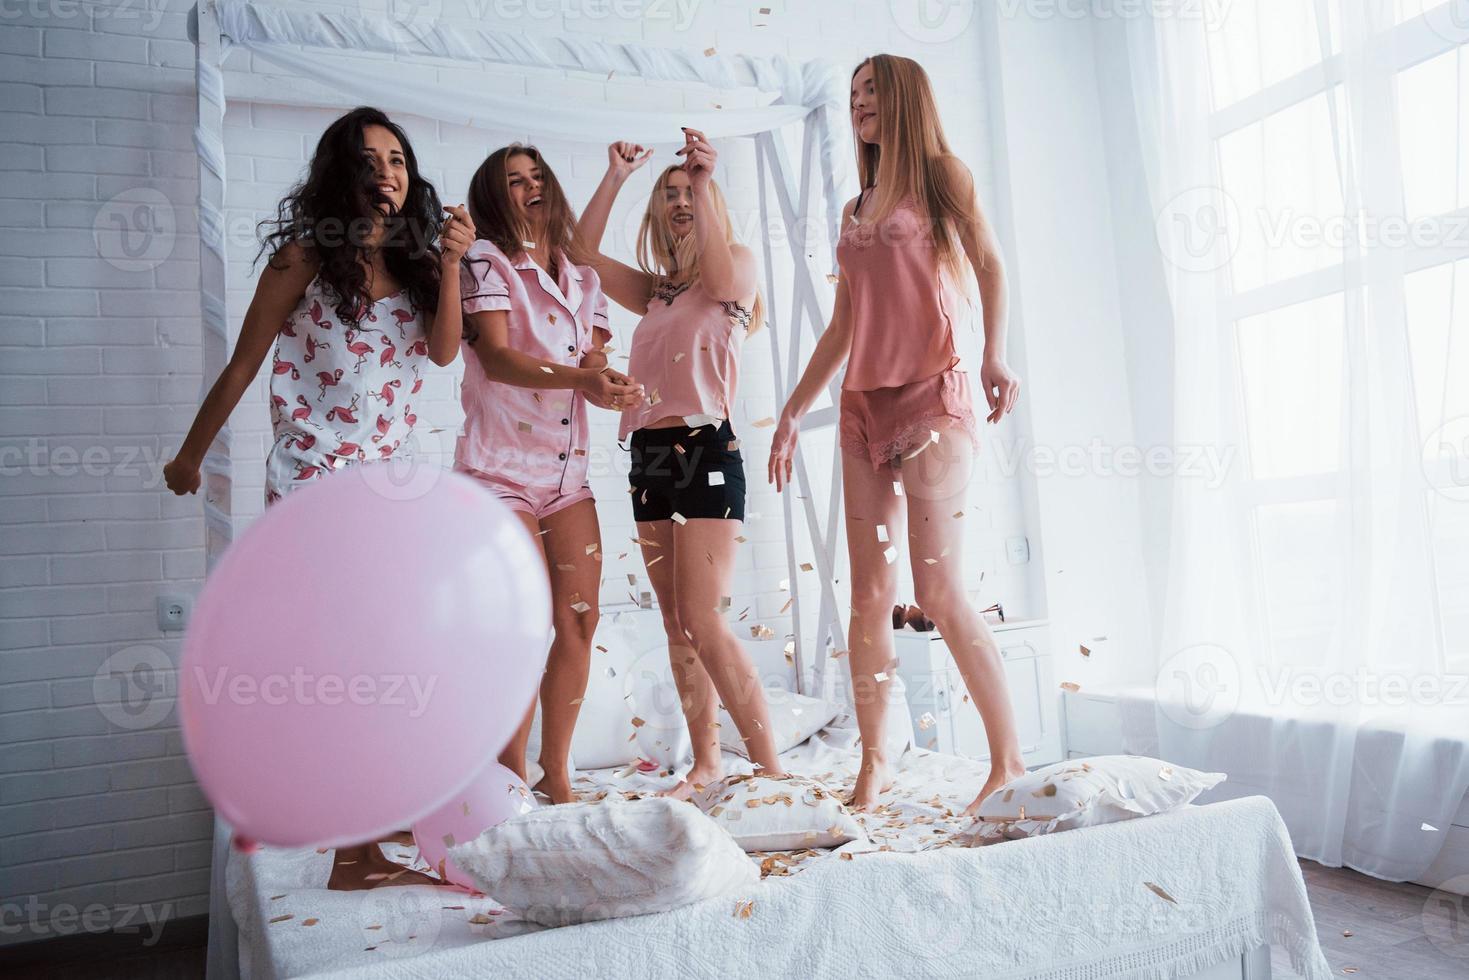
top-left (766, 197), bottom-right (859, 491)
top-left (423, 204), bottom-right (475, 367)
top-left (679, 127), bottom-right (757, 304)
top-left (163, 241), bottom-right (317, 495)
top-left (575, 141), bottom-right (658, 315)
top-left (940, 155), bottom-right (1018, 422)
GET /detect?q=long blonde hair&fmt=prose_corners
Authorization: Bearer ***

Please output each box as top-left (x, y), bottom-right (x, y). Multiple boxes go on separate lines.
top-left (851, 54), bottom-right (980, 282)
top-left (636, 165), bottom-right (765, 333)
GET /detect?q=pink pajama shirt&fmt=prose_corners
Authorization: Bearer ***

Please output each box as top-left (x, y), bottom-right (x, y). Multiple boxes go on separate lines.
top-left (455, 239), bottom-right (611, 519)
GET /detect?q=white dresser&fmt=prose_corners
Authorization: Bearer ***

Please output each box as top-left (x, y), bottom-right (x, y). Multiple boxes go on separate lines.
top-left (892, 618), bottom-right (1063, 769)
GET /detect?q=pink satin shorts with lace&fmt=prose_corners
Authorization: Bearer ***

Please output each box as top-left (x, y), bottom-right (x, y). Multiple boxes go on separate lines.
top-left (839, 368), bottom-right (980, 470)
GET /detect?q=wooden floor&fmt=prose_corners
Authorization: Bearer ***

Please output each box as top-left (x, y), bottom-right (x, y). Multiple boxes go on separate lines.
top-left (1274, 861), bottom-right (1468, 979)
top-left (7, 861), bottom-right (1466, 978)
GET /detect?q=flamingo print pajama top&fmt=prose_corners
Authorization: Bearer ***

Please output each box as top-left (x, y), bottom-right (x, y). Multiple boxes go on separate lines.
top-left (264, 276), bottom-right (430, 505)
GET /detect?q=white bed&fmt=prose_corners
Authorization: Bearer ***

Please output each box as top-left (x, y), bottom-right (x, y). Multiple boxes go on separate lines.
top-left (220, 723), bottom-right (1331, 980)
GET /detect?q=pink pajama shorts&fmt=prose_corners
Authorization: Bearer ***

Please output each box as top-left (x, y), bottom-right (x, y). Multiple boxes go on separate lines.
top-left (454, 463), bottom-right (593, 521)
top-left (839, 368), bottom-right (980, 471)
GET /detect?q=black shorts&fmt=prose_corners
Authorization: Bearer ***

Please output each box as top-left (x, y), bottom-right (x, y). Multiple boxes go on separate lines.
top-left (628, 419), bottom-right (746, 523)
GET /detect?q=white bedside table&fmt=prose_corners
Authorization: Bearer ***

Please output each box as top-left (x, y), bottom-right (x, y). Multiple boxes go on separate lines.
top-left (892, 618), bottom-right (1062, 769)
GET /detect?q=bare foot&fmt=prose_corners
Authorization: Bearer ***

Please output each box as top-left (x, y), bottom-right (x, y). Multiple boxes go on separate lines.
top-left (658, 764), bottom-right (724, 801)
top-left (964, 759), bottom-right (1026, 817)
top-left (848, 757), bottom-right (894, 811)
top-left (533, 769), bottom-right (576, 805)
top-left (327, 843), bottom-right (445, 891)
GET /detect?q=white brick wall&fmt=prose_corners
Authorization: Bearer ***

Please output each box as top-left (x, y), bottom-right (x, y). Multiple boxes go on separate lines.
top-left (0, 0), bottom-right (1029, 947)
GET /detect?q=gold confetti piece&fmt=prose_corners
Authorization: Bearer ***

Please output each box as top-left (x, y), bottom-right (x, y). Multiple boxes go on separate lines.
top-left (570, 600), bottom-right (592, 613)
top-left (751, 417), bottom-right (776, 428)
top-left (876, 524), bottom-right (889, 543)
top-left (647, 555), bottom-right (664, 567)
top-left (540, 366), bottom-right (554, 374)
top-left (674, 443), bottom-right (686, 454)
top-left (1341, 969), bottom-right (1359, 975)
top-left (1032, 783), bottom-right (1057, 798)
top-left (1079, 644), bottom-right (1091, 657)
top-left (573, 448), bottom-right (586, 456)
top-left (799, 562), bottom-right (813, 572)
top-left (517, 421), bottom-right (533, 432)
top-left (953, 510), bottom-right (964, 519)
top-left (1060, 681), bottom-right (1081, 693)
top-left (708, 471), bottom-right (725, 486)
top-left (830, 649), bottom-right (847, 659)
top-left (735, 535), bottom-right (747, 543)
top-left (555, 563), bottom-right (575, 571)
top-left (673, 352), bottom-right (686, 362)
top-left (704, 46), bottom-right (717, 57)
top-left (269, 914), bottom-right (294, 924)
top-left (882, 546), bottom-right (897, 564)
top-left (779, 596), bottom-right (793, 614)
top-left (917, 712), bottom-right (936, 730)
top-left (825, 273), bottom-right (840, 285)
top-left (468, 913), bottom-right (496, 925)
top-left (750, 624), bottom-right (775, 640)
top-left (585, 543), bottom-right (599, 555)
top-left (648, 389), bottom-right (661, 405)
top-left (1143, 882), bottom-right (1178, 905)
top-left (1342, 930), bottom-right (1354, 938)
top-left (631, 716), bottom-right (646, 727)
top-left (671, 513), bottom-right (687, 525)
top-left (533, 392), bottom-right (543, 403)
top-left (923, 558), bottom-right (938, 565)
top-left (302, 917), bottom-right (319, 926)
top-left (270, 894), bottom-right (287, 900)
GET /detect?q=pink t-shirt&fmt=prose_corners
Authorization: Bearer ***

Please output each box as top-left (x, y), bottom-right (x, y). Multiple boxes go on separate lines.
top-left (456, 239), bottom-right (611, 492)
top-left (836, 192), bottom-right (961, 391)
top-left (618, 279), bottom-right (750, 441)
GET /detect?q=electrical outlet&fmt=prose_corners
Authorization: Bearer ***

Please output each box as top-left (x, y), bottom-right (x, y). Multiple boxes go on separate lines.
top-left (1005, 536), bottom-right (1030, 565)
top-left (157, 594), bottom-right (192, 632)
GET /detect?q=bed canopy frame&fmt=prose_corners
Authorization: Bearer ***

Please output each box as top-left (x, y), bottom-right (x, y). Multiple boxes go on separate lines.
top-left (188, 0), bottom-right (857, 693)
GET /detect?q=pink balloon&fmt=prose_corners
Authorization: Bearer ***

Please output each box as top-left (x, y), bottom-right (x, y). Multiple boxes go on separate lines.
top-left (179, 468), bottom-right (550, 848)
top-left (412, 762), bottom-right (537, 887)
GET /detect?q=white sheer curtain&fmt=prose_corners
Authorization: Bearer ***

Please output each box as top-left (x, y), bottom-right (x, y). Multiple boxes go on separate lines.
top-left (1119, 0), bottom-right (1469, 880)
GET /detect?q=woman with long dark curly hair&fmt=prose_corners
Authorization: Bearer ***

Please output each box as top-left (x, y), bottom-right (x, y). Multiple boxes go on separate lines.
top-left (164, 106), bottom-right (474, 505)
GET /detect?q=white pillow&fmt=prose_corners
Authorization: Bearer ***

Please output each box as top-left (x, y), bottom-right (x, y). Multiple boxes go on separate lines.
top-left (965, 755), bottom-right (1226, 841)
top-left (718, 690), bottom-right (840, 759)
top-left (571, 614), bottom-right (691, 770)
top-left (692, 773), bottom-right (866, 852)
top-left (449, 797), bottom-right (755, 927)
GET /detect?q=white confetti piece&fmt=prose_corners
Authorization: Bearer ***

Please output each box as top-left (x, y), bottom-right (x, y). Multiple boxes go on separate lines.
top-left (708, 471), bottom-right (725, 486)
top-left (892, 482), bottom-right (903, 496)
top-left (751, 417), bottom-right (776, 428)
top-left (671, 513), bottom-right (687, 525)
top-left (539, 366), bottom-right (554, 374)
top-left (876, 524), bottom-right (889, 543)
top-left (882, 546), bottom-right (897, 564)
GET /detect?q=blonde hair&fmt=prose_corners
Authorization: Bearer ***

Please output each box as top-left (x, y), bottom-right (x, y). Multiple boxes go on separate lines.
top-left (637, 165), bottom-right (765, 333)
top-left (851, 54), bottom-right (980, 283)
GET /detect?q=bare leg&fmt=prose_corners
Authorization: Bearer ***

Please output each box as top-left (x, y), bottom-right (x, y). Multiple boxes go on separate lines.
top-left (534, 499), bottom-right (602, 804)
top-left (902, 426), bottom-right (1026, 813)
top-left (496, 511), bottom-right (546, 783)
top-left (840, 450), bottom-right (905, 809)
top-left (635, 520), bottom-right (724, 799)
top-left (674, 519), bottom-right (786, 779)
top-left (327, 842), bottom-right (445, 891)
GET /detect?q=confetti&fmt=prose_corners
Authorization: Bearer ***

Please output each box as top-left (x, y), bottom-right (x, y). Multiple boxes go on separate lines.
top-left (923, 558), bottom-right (938, 565)
top-left (1060, 682), bottom-right (1081, 693)
top-left (704, 46), bottom-right (717, 57)
top-left (570, 600), bottom-right (592, 614)
top-left (735, 535), bottom-right (748, 543)
top-left (892, 481), bottom-right (903, 496)
top-left (751, 417), bottom-right (776, 428)
top-left (874, 671), bottom-right (888, 682)
top-left (953, 510), bottom-right (964, 519)
top-left (751, 624), bottom-right (775, 640)
top-left (1143, 882), bottom-right (1177, 905)
top-left (468, 912), bottom-right (496, 925)
top-left (671, 513), bottom-right (687, 525)
top-left (733, 899), bottom-right (754, 919)
top-left (917, 712), bottom-right (936, 730)
top-left (1422, 822), bottom-right (1439, 832)
top-left (876, 524), bottom-right (889, 543)
top-left (540, 366), bottom-right (554, 374)
top-left (647, 555), bottom-right (664, 567)
top-left (779, 596), bottom-right (793, 614)
top-left (548, 313), bottom-right (557, 324)
top-left (708, 471), bottom-right (725, 486)
top-left (1157, 766), bottom-right (1174, 781)
top-left (826, 273), bottom-right (840, 285)
top-left (517, 421), bottom-right (533, 432)
top-left (1079, 644), bottom-right (1091, 657)
top-left (882, 546), bottom-right (897, 564)
top-left (585, 543), bottom-right (599, 555)
top-left (673, 352), bottom-right (686, 362)
top-left (269, 914), bottom-right (294, 924)
top-left (555, 563), bottom-right (575, 571)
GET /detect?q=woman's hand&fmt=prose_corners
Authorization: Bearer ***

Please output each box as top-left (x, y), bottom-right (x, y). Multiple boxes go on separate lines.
top-left (767, 411), bottom-right (799, 491)
top-left (980, 355), bottom-right (1021, 424)
top-left (677, 127), bottom-right (716, 193)
top-left (579, 366), bottom-right (644, 411)
top-left (163, 455), bottom-right (202, 496)
top-left (440, 204), bottom-right (475, 267)
top-left (607, 141), bottom-right (655, 181)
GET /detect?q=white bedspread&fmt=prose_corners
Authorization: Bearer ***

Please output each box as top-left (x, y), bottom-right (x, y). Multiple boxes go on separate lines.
top-left (228, 730), bottom-right (1331, 980)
